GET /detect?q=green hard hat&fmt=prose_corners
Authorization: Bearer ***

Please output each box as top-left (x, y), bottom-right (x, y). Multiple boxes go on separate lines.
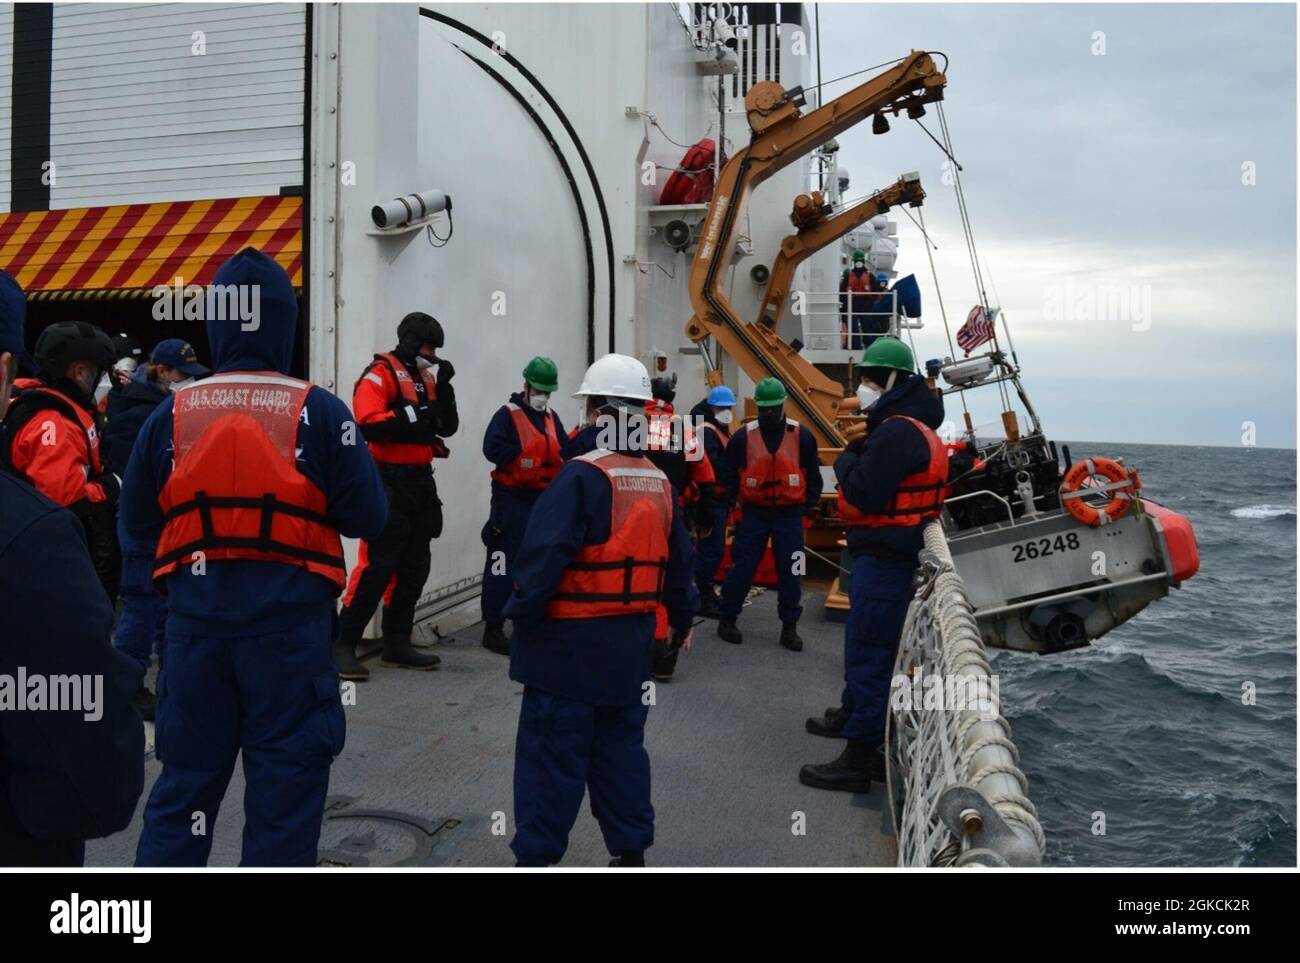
top-left (851, 248), bottom-right (867, 262)
top-left (856, 337), bottom-right (914, 373)
top-left (523, 356), bottom-right (559, 392)
top-left (753, 377), bottom-right (787, 407)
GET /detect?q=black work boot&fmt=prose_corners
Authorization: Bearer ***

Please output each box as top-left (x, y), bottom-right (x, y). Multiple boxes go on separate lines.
top-left (132, 684), bottom-right (156, 722)
top-left (798, 740), bottom-right (877, 793)
top-left (482, 621), bottom-right (511, 656)
top-left (696, 583), bottom-right (722, 620)
top-left (717, 618), bottom-right (743, 645)
top-left (609, 851), bottom-right (645, 867)
top-left (806, 705), bottom-right (849, 738)
top-left (380, 634), bottom-right (441, 670)
top-left (333, 638), bottom-right (370, 682)
top-left (779, 621), bottom-right (804, 652)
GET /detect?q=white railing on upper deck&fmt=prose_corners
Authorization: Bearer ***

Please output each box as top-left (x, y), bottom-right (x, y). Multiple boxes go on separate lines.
top-left (794, 291), bottom-right (921, 361)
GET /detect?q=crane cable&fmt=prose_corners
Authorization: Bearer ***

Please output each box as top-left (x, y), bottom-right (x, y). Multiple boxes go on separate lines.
top-left (935, 101), bottom-right (1014, 411)
top-left (916, 204), bottom-right (969, 420)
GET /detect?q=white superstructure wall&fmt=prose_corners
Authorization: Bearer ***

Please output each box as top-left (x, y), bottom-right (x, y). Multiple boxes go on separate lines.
top-left (1, 2), bottom-right (305, 212)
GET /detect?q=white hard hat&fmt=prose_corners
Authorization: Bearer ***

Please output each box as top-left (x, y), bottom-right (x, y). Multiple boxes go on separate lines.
top-left (572, 353), bottom-right (653, 401)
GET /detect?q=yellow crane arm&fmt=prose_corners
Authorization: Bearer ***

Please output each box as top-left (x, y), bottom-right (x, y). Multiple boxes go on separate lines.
top-left (758, 172), bottom-right (926, 330)
top-left (684, 51), bottom-right (945, 458)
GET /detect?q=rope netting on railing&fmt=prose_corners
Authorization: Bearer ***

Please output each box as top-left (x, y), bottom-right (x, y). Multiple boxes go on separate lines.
top-left (888, 521), bottom-right (1046, 866)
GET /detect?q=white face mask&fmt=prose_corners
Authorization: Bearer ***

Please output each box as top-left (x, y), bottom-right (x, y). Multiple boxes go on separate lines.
top-left (716, 409), bottom-right (734, 425)
top-left (415, 355), bottom-right (434, 370)
top-left (170, 377), bottom-right (195, 394)
top-left (527, 391), bottom-right (550, 412)
top-left (857, 383), bottom-right (881, 411)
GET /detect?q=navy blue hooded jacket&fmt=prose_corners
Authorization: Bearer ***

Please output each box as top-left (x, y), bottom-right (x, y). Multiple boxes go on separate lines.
top-left (834, 373), bottom-right (945, 560)
top-left (505, 421), bottom-right (698, 705)
top-left (482, 391), bottom-right (566, 500)
top-left (103, 368), bottom-right (170, 478)
top-left (118, 248), bottom-right (388, 636)
top-left (0, 470), bottom-right (144, 865)
top-left (718, 416), bottom-right (824, 512)
top-left (687, 397), bottom-right (732, 498)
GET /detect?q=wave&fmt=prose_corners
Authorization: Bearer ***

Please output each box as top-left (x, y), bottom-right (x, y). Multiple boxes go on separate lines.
top-left (1229, 505), bottom-right (1296, 520)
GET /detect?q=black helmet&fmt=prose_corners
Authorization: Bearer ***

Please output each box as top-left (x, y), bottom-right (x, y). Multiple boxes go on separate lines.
top-left (111, 331), bottom-right (144, 362)
top-left (396, 312), bottom-right (444, 352)
top-left (650, 375), bottom-right (676, 404)
top-left (34, 321), bottom-right (115, 377)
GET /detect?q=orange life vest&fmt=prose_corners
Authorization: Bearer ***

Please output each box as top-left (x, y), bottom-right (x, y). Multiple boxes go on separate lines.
top-left (490, 402), bottom-right (561, 490)
top-left (544, 449), bottom-right (673, 620)
top-left (838, 415), bottom-right (947, 527)
top-left (154, 372), bottom-right (345, 590)
top-left (6, 381), bottom-right (104, 476)
top-left (845, 270), bottom-right (875, 295)
top-left (644, 401), bottom-right (679, 454)
top-left (364, 351), bottom-right (448, 463)
top-left (696, 420), bottom-right (729, 447)
top-left (739, 420), bottom-right (807, 507)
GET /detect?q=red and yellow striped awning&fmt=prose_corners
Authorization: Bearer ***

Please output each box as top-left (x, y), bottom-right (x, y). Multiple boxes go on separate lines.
top-left (0, 195), bottom-right (303, 301)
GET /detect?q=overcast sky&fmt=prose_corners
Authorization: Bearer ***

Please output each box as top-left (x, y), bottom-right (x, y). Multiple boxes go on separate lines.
top-left (813, 2), bottom-right (1296, 448)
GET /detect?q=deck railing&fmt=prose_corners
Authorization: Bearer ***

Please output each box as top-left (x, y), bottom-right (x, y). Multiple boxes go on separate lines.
top-left (889, 520), bottom-right (1046, 866)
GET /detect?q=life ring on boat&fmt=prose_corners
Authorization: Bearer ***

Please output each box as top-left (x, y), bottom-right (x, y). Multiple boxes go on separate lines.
top-left (1060, 457), bottom-right (1139, 526)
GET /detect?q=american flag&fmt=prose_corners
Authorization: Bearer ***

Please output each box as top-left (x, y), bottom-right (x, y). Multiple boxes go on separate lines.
top-left (956, 305), bottom-right (996, 354)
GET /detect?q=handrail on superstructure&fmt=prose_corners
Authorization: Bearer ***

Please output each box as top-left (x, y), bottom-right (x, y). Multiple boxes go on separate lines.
top-left (683, 51), bottom-right (946, 462)
top-left (759, 173), bottom-right (925, 330)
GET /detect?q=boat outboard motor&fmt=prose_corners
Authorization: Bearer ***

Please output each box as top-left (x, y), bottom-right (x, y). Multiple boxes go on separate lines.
top-left (1026, 598), bottom-right (1094, 652)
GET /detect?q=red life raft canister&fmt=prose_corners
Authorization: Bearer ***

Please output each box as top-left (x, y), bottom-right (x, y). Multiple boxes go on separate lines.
top-left (659, 138), bottom-right (725, 205)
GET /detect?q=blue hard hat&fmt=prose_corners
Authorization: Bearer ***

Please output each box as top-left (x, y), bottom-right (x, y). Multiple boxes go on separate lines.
top-left (874, 272), bottom-right (889, 284)
top-left (707, 385), bottom-right (736, 407)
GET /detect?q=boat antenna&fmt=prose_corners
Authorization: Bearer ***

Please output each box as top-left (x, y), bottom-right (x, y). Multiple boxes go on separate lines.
top-left (916, 204), bottom-right (971, 425)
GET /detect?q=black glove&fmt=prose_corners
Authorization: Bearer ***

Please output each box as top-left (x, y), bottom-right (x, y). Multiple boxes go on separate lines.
top-left (435, 357), bottom-right (455, 383)
top-left (391, 401), bottom-right (439, 441)
top-left (97, 471), bottom-right (122, 507)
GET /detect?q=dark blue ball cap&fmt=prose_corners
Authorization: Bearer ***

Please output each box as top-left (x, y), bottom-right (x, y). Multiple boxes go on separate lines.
top-left (0, 269), bottom-right (30, 364)
top-left (150, 338), bottom-right (210, 376)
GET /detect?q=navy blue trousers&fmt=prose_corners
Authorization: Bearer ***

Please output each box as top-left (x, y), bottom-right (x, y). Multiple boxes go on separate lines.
top-left (135, 613), bottom-right (344, 866)
top-left (840, 553), bottom-right (916, 743)
top-left (113, 538), bottom-right (166, 674)
top-left (481, 489), bottom-right (538, 624)
top-left (718, 504), bottom-right (804, 623)
top-left (511, 687), bottom-right (653, 866)
top-left (693, 501), bottom-right (729, 593)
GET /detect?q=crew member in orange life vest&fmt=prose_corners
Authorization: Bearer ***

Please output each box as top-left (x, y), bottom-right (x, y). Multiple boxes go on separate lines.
top-left (715, 378), bottom-right (823, 652)
top-left (839, 249), bottom-right (878, 350)
top-left (802, 338), bottom-right (945, 793)
top-left (503, 354), bottom-right (697, 867)
top-left (335, 312), bottom-right (458, 680)
top-left (643, 374), bottom-right (714, 681)
top-left (2, 321), bottom-right (122, 599)
top-left (119, 248), bottom-right (387, 864)
top-left (686, 384), bottom-right (737, 619)
top-left (480, 356), bottom-right (565, 657)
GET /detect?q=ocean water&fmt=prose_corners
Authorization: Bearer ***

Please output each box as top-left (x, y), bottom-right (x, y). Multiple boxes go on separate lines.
top-left (991, 442), bottom-right (1296, 867)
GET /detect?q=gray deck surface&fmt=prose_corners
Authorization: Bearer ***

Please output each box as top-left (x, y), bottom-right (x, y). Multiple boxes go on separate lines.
top-left (87, 590), bottom-right (895, 867)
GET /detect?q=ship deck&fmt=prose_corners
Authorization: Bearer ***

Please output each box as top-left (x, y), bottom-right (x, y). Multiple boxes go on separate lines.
top-left (87, 590), bottom-right (895, 868)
